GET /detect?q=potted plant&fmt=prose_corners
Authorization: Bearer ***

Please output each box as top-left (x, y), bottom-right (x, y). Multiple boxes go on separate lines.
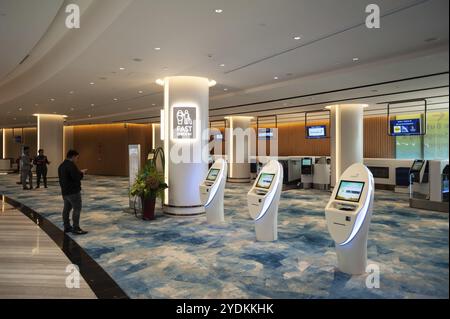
top-left (130, 163), bottom-right (168, 220)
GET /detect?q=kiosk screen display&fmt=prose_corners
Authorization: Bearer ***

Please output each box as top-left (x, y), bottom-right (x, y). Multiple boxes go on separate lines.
top-left (307, 125), bottom-right (326, 138)
top-left (256, 173), bottom-right (275, 189)
top-left (302, 158), bottom-right (312, 166)
top-left (206, 169), bottom-right (220, 181)
top-left (335, 180), bottom-right (365, 203)
top-left (411, 160), bottom-right (424, 172)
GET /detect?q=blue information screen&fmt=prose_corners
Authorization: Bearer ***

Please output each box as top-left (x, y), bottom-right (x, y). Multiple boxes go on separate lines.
top-left (306, 125), bottom-right (326, 138)
top-left (390, 119), bottom-right (421, 136)
top-left (258, 128), bottom-right (274, 140)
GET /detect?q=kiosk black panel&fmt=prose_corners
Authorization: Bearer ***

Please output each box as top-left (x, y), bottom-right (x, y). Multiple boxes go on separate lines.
top-left (301, 158), bottom-right (313, 175)
top-left (395, 167), bottom-right (411, 186)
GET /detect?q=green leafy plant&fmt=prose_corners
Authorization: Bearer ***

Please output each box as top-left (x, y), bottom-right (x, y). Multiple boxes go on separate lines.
top-left (130, 162), bottom-right (168, 201)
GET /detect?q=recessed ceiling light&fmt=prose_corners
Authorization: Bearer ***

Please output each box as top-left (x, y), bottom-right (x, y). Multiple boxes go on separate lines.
top-left (88, 114), bottom-right (92, 118)
top-left (352, 57), bottom-right (359, 62)
top-left (113, 98), bottom-right (118, 101)
top-left (154, 47), bottom-right (161, 51)
top-left (215, 9), bottom-right (223, 13)
top-left (18, 107), bottom-right (22, 111)
top-left (90, 82), bottom-right (95, 85)
top-left (127, 107), bottom-right (132, 110)
top-left (293, 36), bottom-right (301, 40)
top-left (219, 64), bottom-right (225, 67)
top-left (119, 67), bottom-right (125, 70)
top-left (152, 103), bottom-right (156, 106)
top-left (138, 90), bottom-right (143, 94)
top-left (274, 76), bottom-right (279, 80)
top-left (70, 107), bottom-right (75, 111)
top-left (69, 90), bottom-right (74, 94)
top-left (34, 104), bottom-right (39, 106)
top-left (224, 88), bottom-right (228, 91)
top-left (90, 103), bottom-right (95, 107)
top-left (50, 98), bottom-right (55, 102)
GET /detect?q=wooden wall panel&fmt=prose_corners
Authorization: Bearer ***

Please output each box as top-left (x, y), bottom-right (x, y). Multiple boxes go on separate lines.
top-left (363, 116), bottom-right (395, 158)
top-left (73, 123), bottom-right (152, 176)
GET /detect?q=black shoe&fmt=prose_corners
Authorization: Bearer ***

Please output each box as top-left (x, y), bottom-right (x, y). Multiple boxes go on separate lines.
top-left (72, 228), bottom-right (88, 235)
top-left (64, 226), bottom-right (73, 233)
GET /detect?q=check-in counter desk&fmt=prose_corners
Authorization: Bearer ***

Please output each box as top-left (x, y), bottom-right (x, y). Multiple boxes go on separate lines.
top-left (363, 158), bottom-right (414, 192)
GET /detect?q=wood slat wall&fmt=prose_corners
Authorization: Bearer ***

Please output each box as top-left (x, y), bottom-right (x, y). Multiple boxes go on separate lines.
top-left (363, 115), bottom-right (396, 158)
top-left (73, 123), bottom-right (152, 176)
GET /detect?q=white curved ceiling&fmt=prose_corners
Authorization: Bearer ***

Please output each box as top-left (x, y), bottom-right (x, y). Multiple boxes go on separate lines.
top-left (0, 0), bottom-right (448, 127)
top-left (0, 0), bottom-right (64, 81)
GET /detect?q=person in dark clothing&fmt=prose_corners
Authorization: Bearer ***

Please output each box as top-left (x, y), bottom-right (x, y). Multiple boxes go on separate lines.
top-left (58, 150), bottom-right (88, 235)
top-left (33, 149), bottom-right (50, 188)
top-left (20, 146), bottom-right (33, 190)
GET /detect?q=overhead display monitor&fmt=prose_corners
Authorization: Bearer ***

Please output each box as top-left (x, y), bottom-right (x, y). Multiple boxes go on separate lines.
top-left (206, 168), bottom-right (220, 182)
top-left (390, 119), bottom-right (421, 136)
top-left (256, 173), bottom-right (275, 189)
top-left (258, 128), bottom-right (274, 140)
top-left (306, 125), bottom-right (326, 139)
top-left (302, 158), bottom-right (312, 166)
top-left (411, 160), bottom-right (425, 172)
top-left (335, 180), bottom-right (365, 203)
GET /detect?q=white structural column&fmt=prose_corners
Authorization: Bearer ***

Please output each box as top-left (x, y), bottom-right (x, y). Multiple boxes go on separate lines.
top-left (152, 123), bottom-right (163, 150)
top-left (160, 76), bottom-right (212, 216)
top-left (226, 116), bottom-right (252, 183)
top-left (329, 104), bottom-right (365, 187)
top-left (36, 114), bottom-right (65, 178)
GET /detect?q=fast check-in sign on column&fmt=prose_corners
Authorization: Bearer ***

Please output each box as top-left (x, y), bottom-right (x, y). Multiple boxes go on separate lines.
top-left (173, 105), bottom-right (196, 139)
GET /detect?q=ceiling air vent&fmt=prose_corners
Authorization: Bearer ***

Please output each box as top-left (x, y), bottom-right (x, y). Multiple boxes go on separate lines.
top-left (19, 54), bottom-right (30, 65)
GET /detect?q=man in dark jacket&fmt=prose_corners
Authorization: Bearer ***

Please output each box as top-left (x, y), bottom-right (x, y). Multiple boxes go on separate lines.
top-left (58, 150), bottom-right (88, 235)
top-left (33, 149), bottom-right (50, 188)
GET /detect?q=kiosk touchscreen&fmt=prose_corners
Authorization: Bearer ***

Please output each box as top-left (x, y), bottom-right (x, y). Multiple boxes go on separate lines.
top-left (199, 158), bottom-right (228, 224)
top-left (325, 163), bottom-right (374, 275)
top-left (247, 160), bottom-right (283, 241)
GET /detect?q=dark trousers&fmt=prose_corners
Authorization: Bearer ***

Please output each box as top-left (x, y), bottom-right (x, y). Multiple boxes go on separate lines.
top-left (21, 170), bottom-right (32, 189)
top-left (36, 167), bottom-right (48, 187)
top-left (62, 192), bottom-right (82, 229)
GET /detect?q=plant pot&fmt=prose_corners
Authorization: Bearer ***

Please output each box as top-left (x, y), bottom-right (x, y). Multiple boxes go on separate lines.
top-left (142, 196), bottom-right (156, 220)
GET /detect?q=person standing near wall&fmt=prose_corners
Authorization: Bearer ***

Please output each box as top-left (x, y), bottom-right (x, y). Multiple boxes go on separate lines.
top-left (33, 149), bottom-right (50, 188)
top-left (58, 150), bottom-right (88, 235)
top-left (20, 146), bottom-right (33, 190)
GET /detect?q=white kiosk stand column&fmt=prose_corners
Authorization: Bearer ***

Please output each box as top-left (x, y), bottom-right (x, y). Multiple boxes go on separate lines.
top-left (152, 123), bottom-right (163, 150)
top-left (199, 158), bottom-right (228, 223)
top-left (329, 104), bottom-right (365, 188)
top-left (325, 163), bottom-right (374, 275)
top-left (247, 160), bottom-right (283, 241)
top-left (226, 116), bottom-right (252, 183)
top-left (159, 76), bottom-right (214, 216)
top-left (35, 114), bottom-right (65, 179)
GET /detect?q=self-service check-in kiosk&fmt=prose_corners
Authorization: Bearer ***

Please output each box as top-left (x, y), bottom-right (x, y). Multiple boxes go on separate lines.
top-left (300, 157), bottom-right (313, 189)
top-left (200, 158), bottom-right (228, 224)
top-left (247, 160), bottom-right (283, 241)
top-left (409, 160), bottom-right (429, 199)
top-left (325, 163), bottom-right (374, 275)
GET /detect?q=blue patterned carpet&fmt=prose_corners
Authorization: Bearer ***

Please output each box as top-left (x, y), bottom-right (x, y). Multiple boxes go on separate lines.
top-left (0, 174), bottom-right (448, 299)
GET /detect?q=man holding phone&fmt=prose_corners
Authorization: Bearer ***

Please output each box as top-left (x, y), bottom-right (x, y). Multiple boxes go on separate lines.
top-left (58, 150), bottom-right (88, 235)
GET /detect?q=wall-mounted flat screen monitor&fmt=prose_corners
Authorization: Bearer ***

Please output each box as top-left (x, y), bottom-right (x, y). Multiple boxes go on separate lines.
top-left (256, 173), bottom-right (275, 189)
top-left (258, 128), bottom-right (274, 140)
top-left (390, 119), bottom-right (421, 136)
top-left (411, 160), bottom-right (425, 172)
top-left (306, 125), bottom-right (326, 139)
top-left (302, 158), bottom-right (312, 166)
top-left (335, 180), bottom-right (365, 203)
top-left (206, 168), bottom-right (220, 181)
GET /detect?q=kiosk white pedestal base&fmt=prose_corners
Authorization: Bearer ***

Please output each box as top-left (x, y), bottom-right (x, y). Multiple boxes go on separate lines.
top-left (200, 159), bottom-right (228, 224)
